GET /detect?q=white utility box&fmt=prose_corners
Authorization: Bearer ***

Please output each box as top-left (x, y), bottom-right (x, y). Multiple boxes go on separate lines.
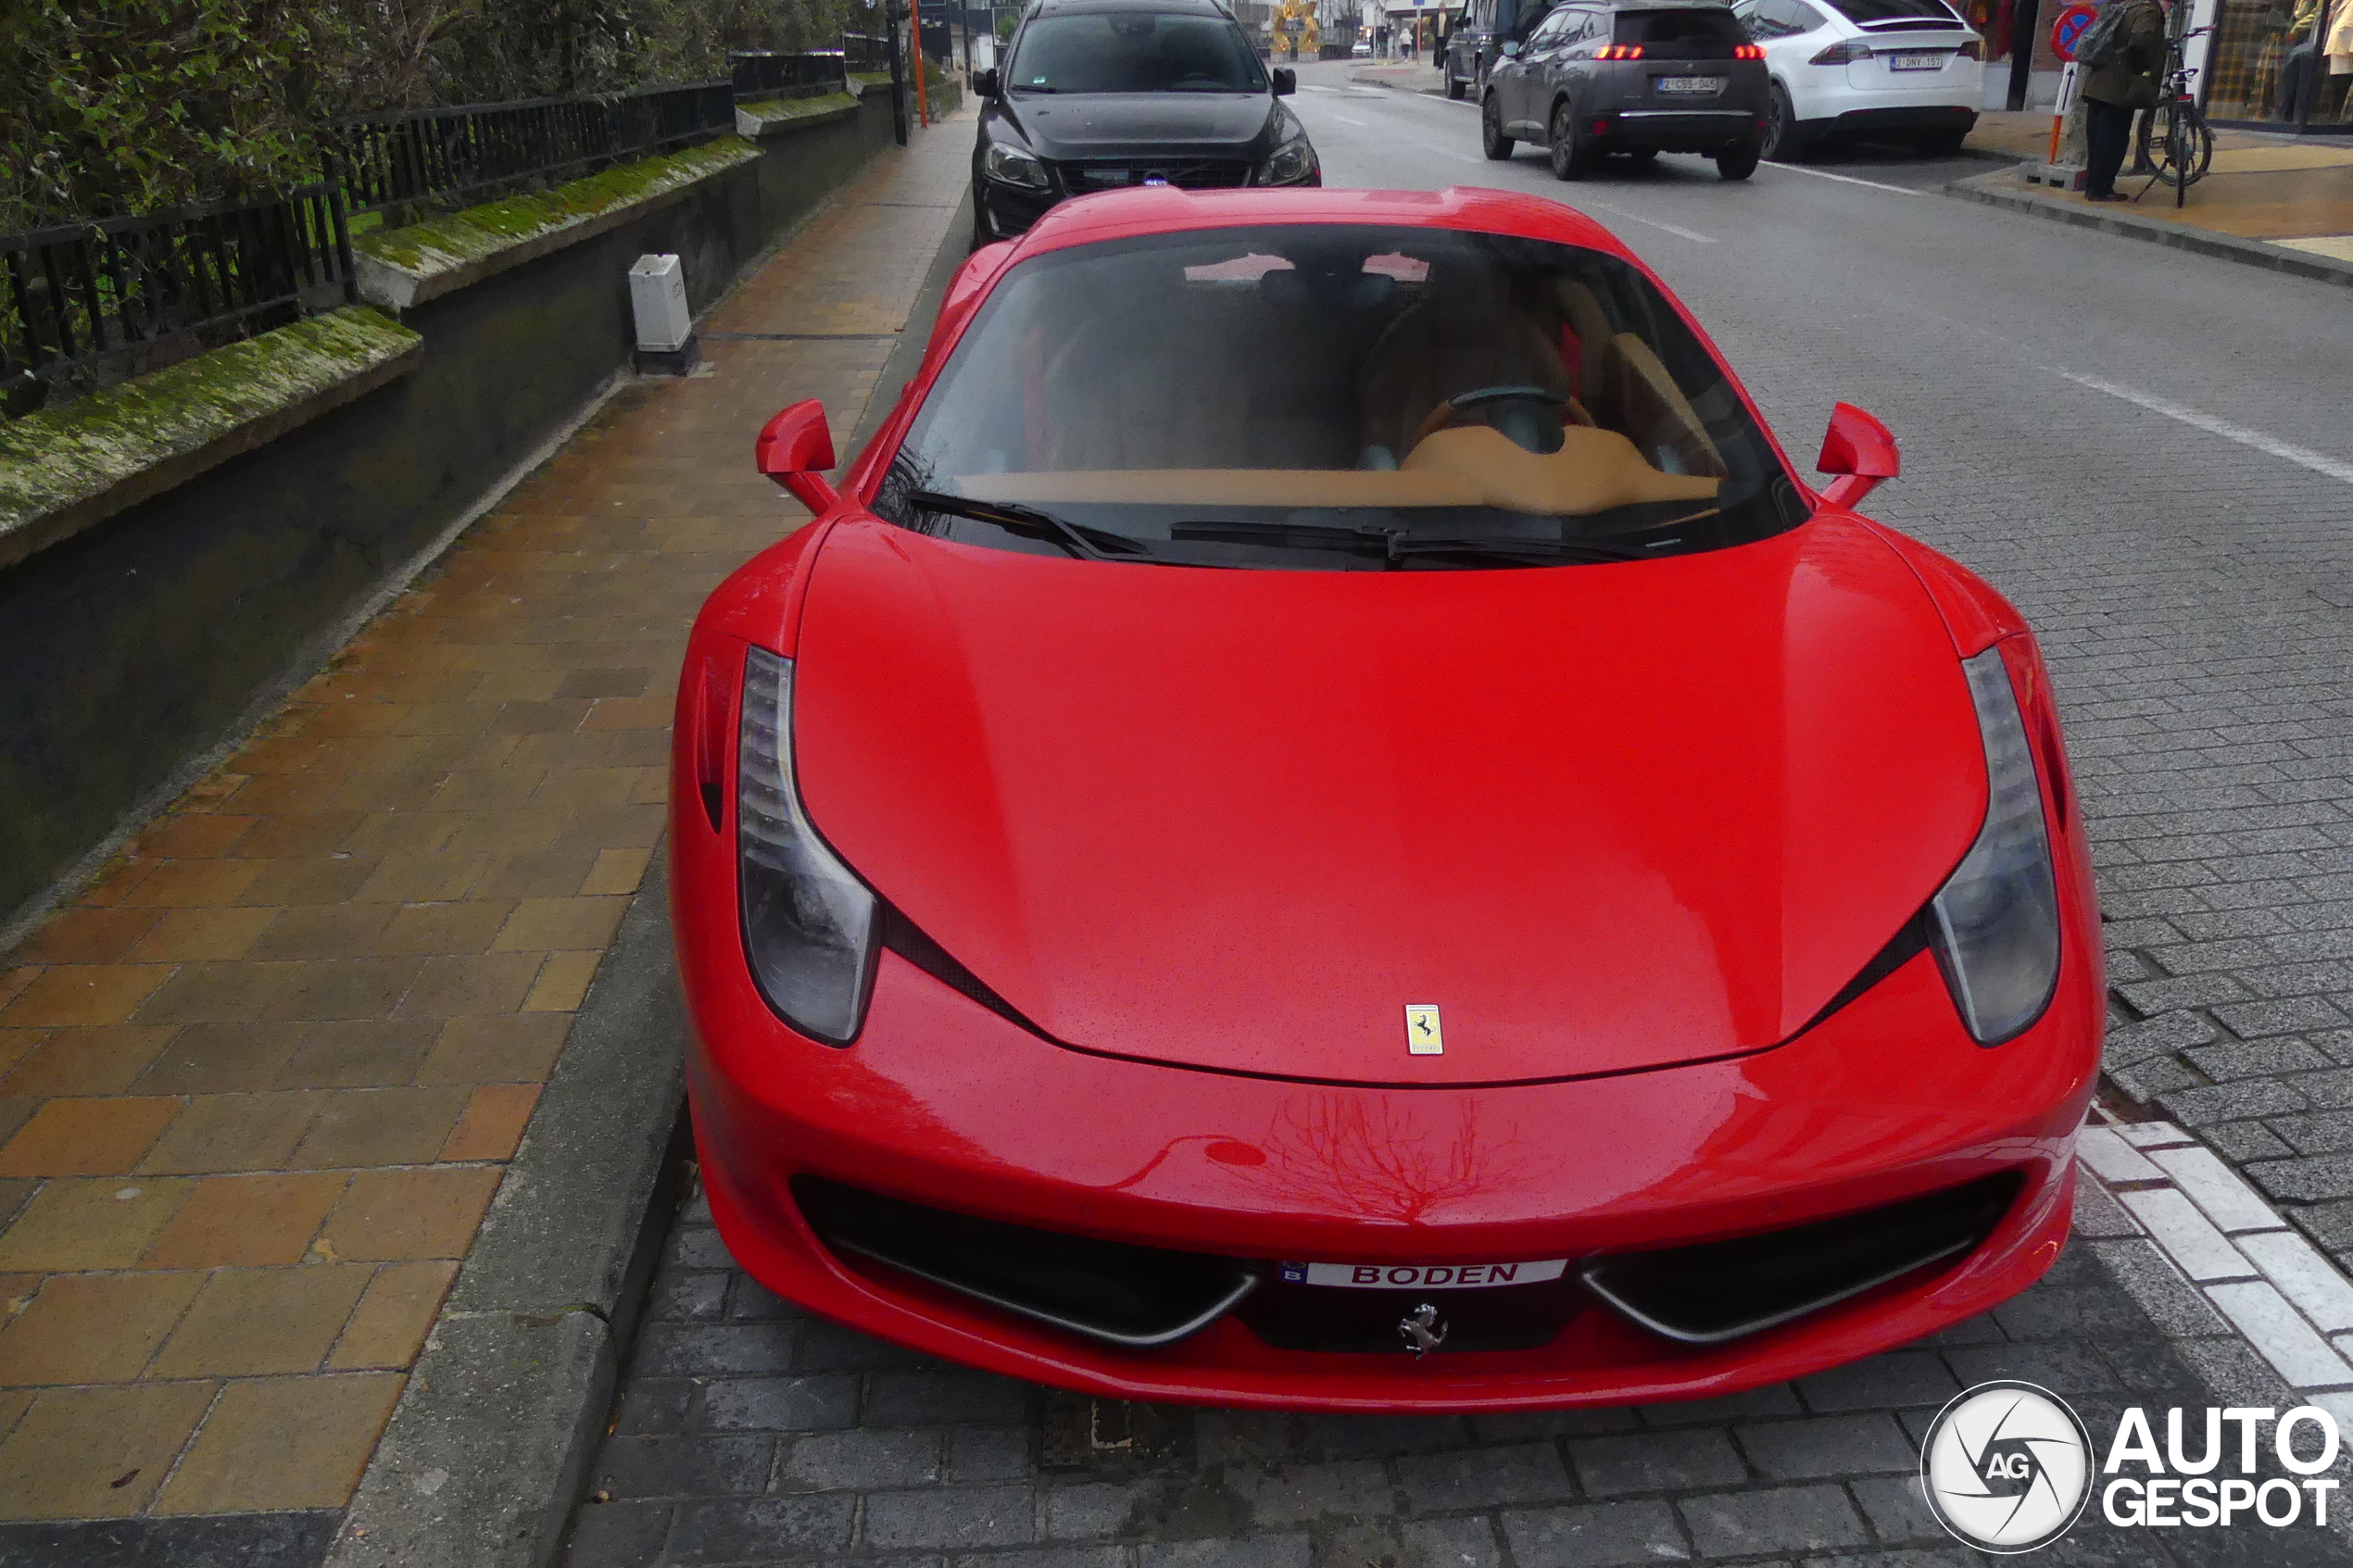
top-left (628, 253), bottom-right (698, 373)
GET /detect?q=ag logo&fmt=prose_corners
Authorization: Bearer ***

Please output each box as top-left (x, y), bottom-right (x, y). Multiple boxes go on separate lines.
top-left (1921, 1381), bottom-right (2093, 1553)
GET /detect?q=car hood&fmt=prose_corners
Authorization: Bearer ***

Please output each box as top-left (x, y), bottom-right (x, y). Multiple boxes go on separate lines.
top-left (792, 514), bottom-right (1987, 1086)
top-left (997, 92), bottom-right (1280, 159)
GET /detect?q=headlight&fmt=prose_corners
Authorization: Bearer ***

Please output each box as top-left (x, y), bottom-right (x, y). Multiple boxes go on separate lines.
top-left (738, 647), bottom-right (878, 1044)
top-left (1258, 125), bottom-right (1317, 184)
top-left (983, 141), bottom-right (1051, 190)
top-left (1927, 646), bottom-right (2061, 1045)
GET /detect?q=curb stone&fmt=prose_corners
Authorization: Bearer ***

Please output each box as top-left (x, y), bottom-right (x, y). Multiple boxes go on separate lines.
top-left (325, 851), bottom-right (690, 1568)
top-left (1945, 168), bottom-right (2353, 291)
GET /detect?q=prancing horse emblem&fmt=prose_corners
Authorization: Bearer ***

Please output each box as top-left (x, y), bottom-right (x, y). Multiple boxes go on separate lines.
top-left (1400, 1302), bottom-right (1448, 1356)
top-left (1404, 1004), bottom-right (1443, 1056)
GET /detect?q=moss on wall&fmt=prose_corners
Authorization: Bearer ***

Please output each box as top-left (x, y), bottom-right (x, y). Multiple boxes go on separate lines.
top-left (737, 90), bottom-right (858, 132)
top-left (355, 137), bottom-right (763, 277)
top-left (0, 307), bottom-right (422, 544)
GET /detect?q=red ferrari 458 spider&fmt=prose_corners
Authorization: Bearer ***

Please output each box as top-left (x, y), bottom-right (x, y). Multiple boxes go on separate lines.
top-left (669, 184), bottom-right (2104, 1411)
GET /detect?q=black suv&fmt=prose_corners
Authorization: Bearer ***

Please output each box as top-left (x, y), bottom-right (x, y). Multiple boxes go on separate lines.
top-left (1480, 0), bottom-right (1769, 180)
top-left (969, 0), bottom-right (1319, 246)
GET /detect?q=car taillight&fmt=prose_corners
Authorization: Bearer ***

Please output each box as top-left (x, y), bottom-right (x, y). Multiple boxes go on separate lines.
top-left (1958, 38), bottom-right (1982, 57)
top-left (1735, 43), bottom-right (1764, 58)
top-left (1810, 39), bottom-right (1872, 63)
top-left (1597, 44), bottom-right (1643, 58)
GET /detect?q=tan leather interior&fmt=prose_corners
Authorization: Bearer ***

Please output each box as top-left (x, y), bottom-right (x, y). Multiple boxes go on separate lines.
top-left (959, 427), bottom-right (1718, 516)
top-left (1397, 426), bottom-right (1720, 516)
top-left (1590, 332), bottom-right (1728, 480)
top-left (1355, 260), bottom-right (1575, 460)
top-left (962, 469), bottom-right (1485, 508)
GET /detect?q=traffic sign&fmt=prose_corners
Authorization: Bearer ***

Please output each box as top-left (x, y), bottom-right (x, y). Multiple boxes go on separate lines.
top-left (2050, 4), bottom-right (2097, 62)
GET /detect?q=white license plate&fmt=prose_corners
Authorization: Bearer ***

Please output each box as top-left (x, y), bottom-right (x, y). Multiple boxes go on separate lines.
top-left (1656, 76), bottom-right (1726, 94)
top-left (1889, 51), bottom-right (1944, 70)
top-left (1278, 1259), bottom-right (1568, 1289)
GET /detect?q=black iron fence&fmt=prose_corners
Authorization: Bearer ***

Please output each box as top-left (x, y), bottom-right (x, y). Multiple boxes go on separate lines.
top-left (842, 31), bottom-right (893, 73)
top-left (3, 182), bottom-right (354, 412)
top-left (333, 79), bottom-right (734, 220)
top-left (730, 49), bottom-right (849, 101)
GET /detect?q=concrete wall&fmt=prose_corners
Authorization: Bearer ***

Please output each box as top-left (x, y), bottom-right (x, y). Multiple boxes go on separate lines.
top-left (0, 93), bottom-right (903, 926)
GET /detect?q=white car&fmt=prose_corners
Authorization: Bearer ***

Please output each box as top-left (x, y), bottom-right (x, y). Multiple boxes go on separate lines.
top-left (1731, 0), bottom-right (1982, 158)
top-left (1352, 36), bottom-right (1373, 56)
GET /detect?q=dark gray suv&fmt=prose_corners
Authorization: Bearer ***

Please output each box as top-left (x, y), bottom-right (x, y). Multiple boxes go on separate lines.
top-left (1480, 0), bottom-right (1770, 181)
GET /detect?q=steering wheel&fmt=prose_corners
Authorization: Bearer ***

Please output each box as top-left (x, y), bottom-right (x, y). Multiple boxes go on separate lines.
top-left (1406, 383), bottom-right (1593, 458)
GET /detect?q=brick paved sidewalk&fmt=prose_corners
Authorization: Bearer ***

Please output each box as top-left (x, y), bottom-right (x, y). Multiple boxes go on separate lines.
top-left (1984, 127), bottom-right (2353, 257)
top-left (0, 109), bottom-right (973, 1538)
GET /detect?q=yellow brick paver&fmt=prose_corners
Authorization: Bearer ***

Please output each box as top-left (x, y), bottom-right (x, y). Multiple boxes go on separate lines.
top-left (0, 108), bottom-right (975, 1521)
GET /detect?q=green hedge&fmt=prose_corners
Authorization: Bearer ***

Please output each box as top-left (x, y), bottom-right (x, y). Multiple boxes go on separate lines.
top-left (0, 0), bottom-right (859, 233)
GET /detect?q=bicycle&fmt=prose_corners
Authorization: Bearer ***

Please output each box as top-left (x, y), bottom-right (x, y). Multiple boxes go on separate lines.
top-left (2134, 22), bottom-right (2213, 205)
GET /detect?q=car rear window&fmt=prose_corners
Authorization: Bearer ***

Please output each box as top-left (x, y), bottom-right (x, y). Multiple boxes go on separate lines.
top-left (1006, 12), bottom-right (1269, 93)
top-left (1613, 7), bottom-right (1751, 46)
top-left (878, 224), bottom-right (1804, 573)
top-left (1825, 0), bottom-right (1962, 25)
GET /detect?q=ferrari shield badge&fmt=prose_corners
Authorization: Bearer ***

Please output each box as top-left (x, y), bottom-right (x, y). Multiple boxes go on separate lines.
top-left (1404, 1004), bottom-right (1443, 1056)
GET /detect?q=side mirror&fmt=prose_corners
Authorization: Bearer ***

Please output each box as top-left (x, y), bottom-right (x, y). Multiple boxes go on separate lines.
top-left (1500, 39), bottom-right (1524, 57)
top-left (1816, 401), bottom-right (1899, 509)
top-left (755, 399), bottom-right (842, 515)
top-left (1272, 67), bottom-right (1297, 94)
top-left (974, 67), bottom-right (1000, 98)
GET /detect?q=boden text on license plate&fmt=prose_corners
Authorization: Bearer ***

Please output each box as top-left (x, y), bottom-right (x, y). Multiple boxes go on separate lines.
top-left (1278, 1260), bottom-right (1569, 1289)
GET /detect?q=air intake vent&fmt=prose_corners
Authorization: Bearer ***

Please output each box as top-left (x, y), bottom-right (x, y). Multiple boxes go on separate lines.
top-left (1579, 1172), bottom-right (2020, 1345)
top-left (795, 1178), bottom-right (1262, 1348)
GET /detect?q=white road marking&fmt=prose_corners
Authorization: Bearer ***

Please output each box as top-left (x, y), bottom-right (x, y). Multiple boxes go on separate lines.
top-left (2078, 1118), bottom-right (2353, 1395)
top-left (2053, 369), bottom-right (2353, 485)
top-left (1328, 114), bottom-right (1369, 126)
top-left (1764, 163), bottom-right (1920, 195)
top-left (1570, 196), bottom-right (1717, 244)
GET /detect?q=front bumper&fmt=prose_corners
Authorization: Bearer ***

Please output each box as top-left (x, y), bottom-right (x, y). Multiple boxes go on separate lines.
top-left (681, 907), bottom-right (2101, 1410)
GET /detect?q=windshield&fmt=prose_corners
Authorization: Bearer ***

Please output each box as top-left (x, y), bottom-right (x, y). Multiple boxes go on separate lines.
top-left (1006, 12), bottom-right (1270, 93)
top-left (1825, 0), bottom-right (1960, 22)
top-left (878, 224), bottom-right (1804, 571)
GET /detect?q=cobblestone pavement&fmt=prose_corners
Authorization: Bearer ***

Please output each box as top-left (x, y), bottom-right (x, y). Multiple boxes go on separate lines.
top-left (0, 111), bottom-right (972, 1542)
top-left (563, 1175), bottom-right (2343, 1568)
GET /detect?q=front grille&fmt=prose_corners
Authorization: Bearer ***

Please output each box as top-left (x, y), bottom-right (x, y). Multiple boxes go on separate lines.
top-left (1237, 1274), bottom-right (1582, 1354)
top-left (1056, 159), bottom-right (1253, 194)
top-left (794, 1178), bottom-right (1261, 1348)
top-left (1579, 1173), bottom-right (2021, 1346)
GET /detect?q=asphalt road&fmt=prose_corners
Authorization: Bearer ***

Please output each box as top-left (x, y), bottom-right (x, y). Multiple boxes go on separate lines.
top-left (562, 80), bottom-right (2353, 1568)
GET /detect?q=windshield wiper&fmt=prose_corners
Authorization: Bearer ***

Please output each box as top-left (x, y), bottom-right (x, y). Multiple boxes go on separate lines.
top-left (1170, 517), bottom-right (1659, 566)
top-left (1384, 535), bottom-right (1659, 565)
top-left (905, 490), bottom-right (1152, 563)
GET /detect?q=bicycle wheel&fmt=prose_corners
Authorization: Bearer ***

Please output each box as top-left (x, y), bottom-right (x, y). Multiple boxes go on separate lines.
top-left (2147, 102), bottom-right (2213, 187)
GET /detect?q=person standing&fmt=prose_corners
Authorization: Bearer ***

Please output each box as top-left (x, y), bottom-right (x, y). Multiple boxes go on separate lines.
top-left (2078, 0), bottom-right (2167, 201)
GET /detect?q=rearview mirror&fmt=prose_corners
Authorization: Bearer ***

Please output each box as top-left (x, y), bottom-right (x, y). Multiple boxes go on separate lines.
top-left (755, 399), bottom-right (842, 515)
top-left (1500, 39), bottom-right (1524, 57)
top-left (1816, 401), bottom-right (1898, 509)
top-left (1272, 67), bottom-right (1297, 94)
top-left (974, 67), bottom-right (1000, 98)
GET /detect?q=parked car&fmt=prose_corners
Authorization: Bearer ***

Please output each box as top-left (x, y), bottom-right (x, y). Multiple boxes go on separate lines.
top-left (1732, 0), bottom-right (1982, 157)
top-left (1352, 35), bottom-right (1374, 56)
top-left (1481, 0), bottom-right (1770, 179)
top-left (969, 0), bottom-right (1318, 246)
top-left (1445, 0), bottom-right (1547, 98)
top-left (681, 183), bottom-right (2103, 1410)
